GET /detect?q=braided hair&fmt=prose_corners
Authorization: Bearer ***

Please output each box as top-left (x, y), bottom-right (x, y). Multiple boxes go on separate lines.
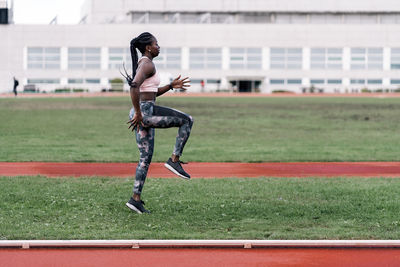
top-left (121, 32), bottom-right (155, 86)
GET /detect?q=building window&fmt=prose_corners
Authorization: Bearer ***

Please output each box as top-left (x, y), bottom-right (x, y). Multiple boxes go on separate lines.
top-left (275, 14), bottom-right (308, 24)
top-left (309, 14), bottom-right (342, 24)
top-left (27, 47), bottom-right (60, 69)
top-left (351, 48), bottom-right (383, 70)
top-left (270, 48), bottom-right (302, 69)
top-left (367, 79), bottom-right (382, 85)
top-left (351, 79), bottom-right (366, 84)
top-left (310, 79), bottom-right (325, 84)
top-left (327, 79), bottom-right (342, 84)
top-left (391, 48), bottom-right (400, 69)
top-left (189, 48), bottom-right (222, 69)
top-left (381, 14), bottom-right (400, 24)
top-left (287, 79), bottom-right (302, 84)
top-left (68, 78), bottom-right (100, 84)
top-left (230, 48), bottom-right (262, 69)
top-left (270, 79), bottom-right (285, 84)
top-left (270, 79), bottom-right (302, 85)
top-left (310, 48), bottom-right (342, 69)
top-left (344, 14), bottom-right (377, 24)
top-left (85, 79), bottom-right (101, 84)
top-left (68, 47), bottom-right (101, 69)
top-left (153, 47), bottom-right (181, 69)
top-left (68, 79), bottom-right (84, 84)
top-left (391, 79), bottom-right (400, 84)
top-left (109, 47), bottom-right (131, 70)
top-left (27, 79), bottom-right (60, 84)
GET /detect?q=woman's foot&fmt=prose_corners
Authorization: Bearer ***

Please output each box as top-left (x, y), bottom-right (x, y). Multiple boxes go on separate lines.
top-left (126, 197), bottom-right (150, 214)
top-left (164, 158), bottom-right (190, 179)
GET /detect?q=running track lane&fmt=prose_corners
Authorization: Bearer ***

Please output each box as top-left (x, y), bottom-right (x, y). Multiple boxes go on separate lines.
top-left (1, 162), bottom-right (400, 178)
top-left (1, 248), bottom-right (400, 267)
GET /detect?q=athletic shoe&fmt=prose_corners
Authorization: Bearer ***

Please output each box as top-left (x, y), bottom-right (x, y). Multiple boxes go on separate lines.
top-left (164, 158), bottom-right (191, 180)
top-left (126, 197), bottom-right (150, 214)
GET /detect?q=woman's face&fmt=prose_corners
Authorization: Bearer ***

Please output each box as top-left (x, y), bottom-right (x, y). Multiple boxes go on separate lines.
top-left (147, 38), bottom-right (160, 57)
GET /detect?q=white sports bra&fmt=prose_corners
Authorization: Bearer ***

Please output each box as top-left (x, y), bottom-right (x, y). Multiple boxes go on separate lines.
top-left (139, 56), bottom-right (160, 93)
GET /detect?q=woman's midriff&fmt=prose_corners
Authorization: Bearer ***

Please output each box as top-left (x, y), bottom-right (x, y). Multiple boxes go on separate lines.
top-left (140, 92), bottom-right (157, 101)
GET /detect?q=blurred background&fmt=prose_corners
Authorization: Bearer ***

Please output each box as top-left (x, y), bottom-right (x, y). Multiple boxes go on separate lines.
top-left (0, 0), bottom-right (400, 94)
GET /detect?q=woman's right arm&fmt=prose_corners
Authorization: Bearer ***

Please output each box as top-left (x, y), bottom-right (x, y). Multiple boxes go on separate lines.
top-left (127, 61), bottom-right (154, 131)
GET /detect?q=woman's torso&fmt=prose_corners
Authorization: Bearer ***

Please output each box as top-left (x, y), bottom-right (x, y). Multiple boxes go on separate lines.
top-left (139, 56), bottom-right (159, 101)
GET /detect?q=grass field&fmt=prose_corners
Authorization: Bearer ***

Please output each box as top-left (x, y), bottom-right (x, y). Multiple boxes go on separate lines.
top-left (1, 176), bottom-right (400, 240)
top-left (1, 95), bottom-right (400, 240)
top-left (1, 96), bottom-right (400, 162)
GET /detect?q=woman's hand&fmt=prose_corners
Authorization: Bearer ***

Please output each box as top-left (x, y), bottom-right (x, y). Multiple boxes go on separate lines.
top-left (171, 75), bottom-right (190, 91)
top-left (127, 112), bottom-right (144, 131)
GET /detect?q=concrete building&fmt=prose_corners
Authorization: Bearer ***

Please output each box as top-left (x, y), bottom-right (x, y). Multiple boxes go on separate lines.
top-left (1, 0), bottom-right (400, 93)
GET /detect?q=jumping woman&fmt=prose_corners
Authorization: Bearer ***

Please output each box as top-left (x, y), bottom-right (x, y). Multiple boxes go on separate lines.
top-left (122, 32), bottom-right (194, 214)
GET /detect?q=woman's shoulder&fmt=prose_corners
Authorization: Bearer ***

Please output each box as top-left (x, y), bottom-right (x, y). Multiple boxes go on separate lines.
top-left (138, 58), bottom-right (156, 78)
top-left (138, 58), bottom-right (156, 74)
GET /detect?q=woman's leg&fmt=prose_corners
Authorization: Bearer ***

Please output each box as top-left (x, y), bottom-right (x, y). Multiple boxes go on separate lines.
top-left (126, 125), bottom-right (154, 214)
top-left (133, 125), bottom-right (154, 196)
top-left (141, 105), bottom-right (193, 179)
top-left (143, 105), bottom-right (194, 157)
top-left (126, 104), bottom-right (154, 214)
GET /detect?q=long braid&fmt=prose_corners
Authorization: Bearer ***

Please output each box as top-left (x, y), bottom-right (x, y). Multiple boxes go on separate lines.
top-left (121, 32), bottom-right (154, 86)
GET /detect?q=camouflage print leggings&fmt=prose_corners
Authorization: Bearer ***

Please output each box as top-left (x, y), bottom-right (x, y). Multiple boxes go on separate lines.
top-left (129, 101), bottom-right (194, 195)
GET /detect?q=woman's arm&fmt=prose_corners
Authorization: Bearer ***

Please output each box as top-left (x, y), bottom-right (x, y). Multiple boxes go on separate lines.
top-left (156, 75), bottom-right (191, 97)
top-left (156, 83), bottom-right (173, 97)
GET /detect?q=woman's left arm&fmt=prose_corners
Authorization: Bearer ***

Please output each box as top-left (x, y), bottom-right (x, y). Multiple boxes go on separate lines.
top-left (157, 75), bottom-right (190, 97)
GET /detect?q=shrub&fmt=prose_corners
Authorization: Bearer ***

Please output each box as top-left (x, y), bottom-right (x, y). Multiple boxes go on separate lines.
top-left (110, 78), bottom-right (124, 92)
top-left (55, 88), bottom-right (71, 93)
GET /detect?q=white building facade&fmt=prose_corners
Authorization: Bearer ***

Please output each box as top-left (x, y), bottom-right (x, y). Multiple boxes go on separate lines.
top-left (1, 0), bottom-right (400, 93)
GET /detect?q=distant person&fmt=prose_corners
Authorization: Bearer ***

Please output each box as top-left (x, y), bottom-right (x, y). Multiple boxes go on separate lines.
top-left (121, 32), bottom-right (193, 214)
top-left (200, 79), bottom-right (205, 92)
top-left (13, 77), bottom-right (19, 96)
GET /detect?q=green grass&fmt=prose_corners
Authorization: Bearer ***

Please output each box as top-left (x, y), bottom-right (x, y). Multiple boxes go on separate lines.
top-left (1, 96), bottom-right (400, 240)
top-left (1, 176), bottom-right (400, 240)
top-left (1, 96), bottom-right (400, 162)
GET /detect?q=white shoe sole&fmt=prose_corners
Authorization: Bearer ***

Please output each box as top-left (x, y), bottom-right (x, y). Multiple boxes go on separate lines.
top-left (126, 202), bottom-right (142, 214)
top-left (164, 163), bottom-right (190, 180)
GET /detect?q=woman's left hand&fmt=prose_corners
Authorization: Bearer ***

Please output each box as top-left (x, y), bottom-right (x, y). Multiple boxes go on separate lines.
top-left (171, 75), bottom-right (190, 91)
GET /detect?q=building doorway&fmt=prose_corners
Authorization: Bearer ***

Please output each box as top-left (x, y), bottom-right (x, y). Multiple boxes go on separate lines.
top-left (229, 80), bottom-right (262, 92)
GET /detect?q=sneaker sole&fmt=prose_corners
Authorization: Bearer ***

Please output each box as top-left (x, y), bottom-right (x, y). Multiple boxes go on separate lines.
top-left (164, 163), bottom-right (190, 180)
top-left (125, 202), bottom-right (142, 214)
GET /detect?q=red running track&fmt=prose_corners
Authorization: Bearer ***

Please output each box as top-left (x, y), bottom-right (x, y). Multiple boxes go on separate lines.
top-left (1, 162), bottom-right (400, 178)
top-left (1, 248), bottom-right (400, 267)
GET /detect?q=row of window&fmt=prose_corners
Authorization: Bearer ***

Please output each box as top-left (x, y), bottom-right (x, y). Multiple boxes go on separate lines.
top-left (26, 78), bottom-right (400, 86)
top-left (128, 12), bottom-right (400, 25)
top-left (27, 47), bottom-right (400, 70)
top-left (270, 79), bottom-right (400, 85)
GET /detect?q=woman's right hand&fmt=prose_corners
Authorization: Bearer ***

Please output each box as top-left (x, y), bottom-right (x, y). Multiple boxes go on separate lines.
top-left (127, 112), bottom-right (144, 131)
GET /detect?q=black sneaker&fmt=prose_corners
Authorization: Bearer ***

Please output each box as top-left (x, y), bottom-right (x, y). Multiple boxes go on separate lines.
top-left (126, 197), bottom-right (150, 214)
top-left (164, 158), bottom-right (191, 180)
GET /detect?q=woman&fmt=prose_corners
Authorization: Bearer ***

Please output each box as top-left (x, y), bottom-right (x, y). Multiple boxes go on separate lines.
top-left (122, 32), bottom-right (193, 214)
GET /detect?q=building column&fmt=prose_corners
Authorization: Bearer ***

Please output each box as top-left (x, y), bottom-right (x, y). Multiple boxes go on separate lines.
top-left (101, 47), bottom-right (108, 70)
top-left (262, 76), bottom-right (269, 93)
top-left (343, 77), bottom-right (350, 93)
top-left (60, 77), bottom-right (68, 86)
top-left (181, 47), bottom-right (189, 70)
top-left (262, 47), bottom-right (269, 70)
top-left (222, 47), bottom-right (229, 70)
top-left (303, 47), bottom-right (310, 70)
top-left (383, 47), bottom-right (391, 71)
top-left (61, 47), bottom-right (68, 70)
top-left (23, 46), bottom-right (27, 70)
top-left (343, 47), bottom-right (351, 70)
top-left (101, 77), bottom-right (109, 92)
